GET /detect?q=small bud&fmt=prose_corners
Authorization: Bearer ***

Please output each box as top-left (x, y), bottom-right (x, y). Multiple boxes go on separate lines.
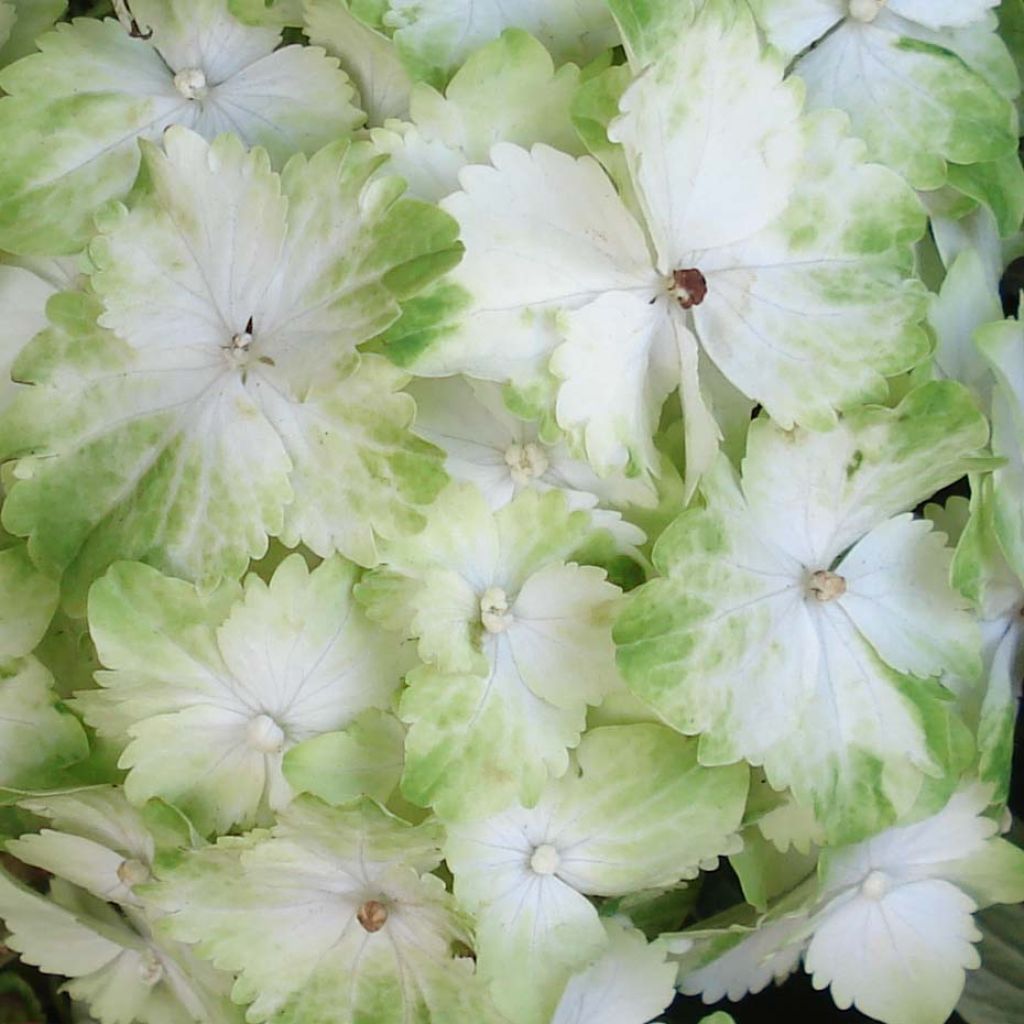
top-left (809, 570), bottom-right (847, 602)
top-left (117, 858), bottom-right (150, 888)
top-left (173, 67), bottom-right (208, 100)
top-left (480, 587), bottom-right (512, 634)
top-left (529, 844), bottom-right (561, 876)
top-left (848, 0), bottom-right (884, 22)
top-left (138, 950), bottom-right (164, 986)
top-left (860, 869), bottom-right (890, 900)
top-left (504, 441), bottom-right (549, 485)
top-left (357, 899), bottom-right (389, 933)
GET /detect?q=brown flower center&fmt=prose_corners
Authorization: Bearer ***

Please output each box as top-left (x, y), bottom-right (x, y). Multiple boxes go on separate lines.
top-left (357, 899), bottom-right (389, 933)
top-left (671, 268), bottom-right (708, 309)
top-left (809, 570), bottom-right (847, 602)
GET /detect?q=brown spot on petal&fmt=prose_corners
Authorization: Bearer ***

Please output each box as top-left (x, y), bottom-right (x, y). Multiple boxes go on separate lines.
top-left (357, 899), bottom-right (389, 932)
top-left (672, 268), bottom-right (708, 309)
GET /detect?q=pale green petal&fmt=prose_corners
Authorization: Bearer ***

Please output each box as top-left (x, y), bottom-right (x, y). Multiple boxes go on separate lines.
top-left (261, 354), bottom-right (449, 569)
top-left (0, 544), bottom-right (58, 658)
top-left (887, 0), bottom-right (1000, 31)
top-left (795, 18), bottom-right (1017, 189)
top-left (977, 318), bottom-right (1024, 572)
top-left (282, 710), bottom-right (406, 807)
top-left (837, 515), bottom-right (980, 682)
top-left (0, 261), bottom-right (62, 414)
top-left (927, 247), bottom-right (1004, 404)
top-left (0, 874), bottom-right (242, 1024)
top-left (746, 0), bottom-right (843, 59)
top-left (130, 0), bottom-right (280, 77)
top-left (0, 0), bottom-right (65, 68)
top-left (615, 493), bottom-right (821, 759)
top-left (229, 0), bottom-right (303, 26)
top-left (758, 615), bottom-right (964, 842)
top-left (0, 657), bottom-right (88, 789)
top-left (189, 44), bottom-right (365, 165)
top-left (739, 383), bottom-right (989, 567)
top-left (400, 659), bottom-right (585, 819)
top-left (0, 18), bottom-right (186, 254)
top-left (689, 108), bottom-right (928, 432)
top-left (807, 879), bottom-right (983, 1024)
top-left (407, 377), bottom-right (656, 513)
top-left (305, 0), bottom-right (412, 124)
top-left (551, 289), bottom-right (677, 479)
top-left (399, 143), bottom-right (655, 383)
top-left (378, 28), bottom-right (584, 205)
top-left (946, 152), bottom-right (1024, 240)
top-left (0, 288), bottom-right (294, 611)
top-left (551, 919), bottom-right (676, 1024)
top-left (383, 0), bottom-right (617, 86)
top-left (609, 1), bottom-right (804, 260)
top-left (676, 914), bottom-right (809, 1003)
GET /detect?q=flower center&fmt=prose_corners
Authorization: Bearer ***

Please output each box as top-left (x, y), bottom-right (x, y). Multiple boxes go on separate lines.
top-left (848, 0), bottom-right (885, 22)
top-left (173, 67), bottom-right (208, 100)
top-left (529, 844), bottom-right (561, 876)
top-left (860, 869), bottom-right (890, 900)
top-left (480, 586), bottom-right (513, 634)
top-left (357, 899), bottom-right (389, 932)
top-left (138, 950), bottom-right (164, 986)
top-left (671, 268), bottom-right (708, 309)
top-left (504, 441), bottom-right (549, 485)
top-left (808, 570), bottom-right (847, 602)
top-left (246, 714), bottom-right (286, 753)
top-left (117, 858), bottom-right (151, 887)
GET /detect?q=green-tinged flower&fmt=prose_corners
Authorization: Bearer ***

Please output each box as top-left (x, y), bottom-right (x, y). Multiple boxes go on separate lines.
top-left (393, 0), bottom-right (927, 495)
top-left (616, 382), bottom-right (987, 842)
top-left (148, 798), bottom-right (506, 1024)
top-left (0, 129), bottom-right (457, 609)
top-left (75, 556), bottom-right (408, 835)
top-left (0, 0), bottom-right (365, 254)
top-left (358, 485), bottom-right (625, 818)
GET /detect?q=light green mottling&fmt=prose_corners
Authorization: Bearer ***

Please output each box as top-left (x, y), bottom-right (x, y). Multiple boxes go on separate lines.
top-left (148, 798), bottom-right (502, 1024)
top-left (0, 131), bottom-right (454, 608)
top-left (78, 555), bottom-right (406, 834)
top-left (446, 725), bottom-right (747, 1023)
top-left (0, 657), bottom-right (88, 790)
top-left (0, 7), bottom-right (362, 255)
top-left (795, 21), bottom-right (1017, 189)
top-left (384, 0), bottom-right (617, 87)
top-left (616, 383), bottom-right (987, 843)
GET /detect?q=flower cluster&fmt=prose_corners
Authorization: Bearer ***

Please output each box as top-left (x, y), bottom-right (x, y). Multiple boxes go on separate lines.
top-left (0, 2), bottom-right (1022, 1024)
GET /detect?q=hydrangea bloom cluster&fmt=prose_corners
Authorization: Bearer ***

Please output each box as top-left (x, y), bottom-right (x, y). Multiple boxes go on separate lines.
top-left (0, 1), bottom-right (1022, 1023)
